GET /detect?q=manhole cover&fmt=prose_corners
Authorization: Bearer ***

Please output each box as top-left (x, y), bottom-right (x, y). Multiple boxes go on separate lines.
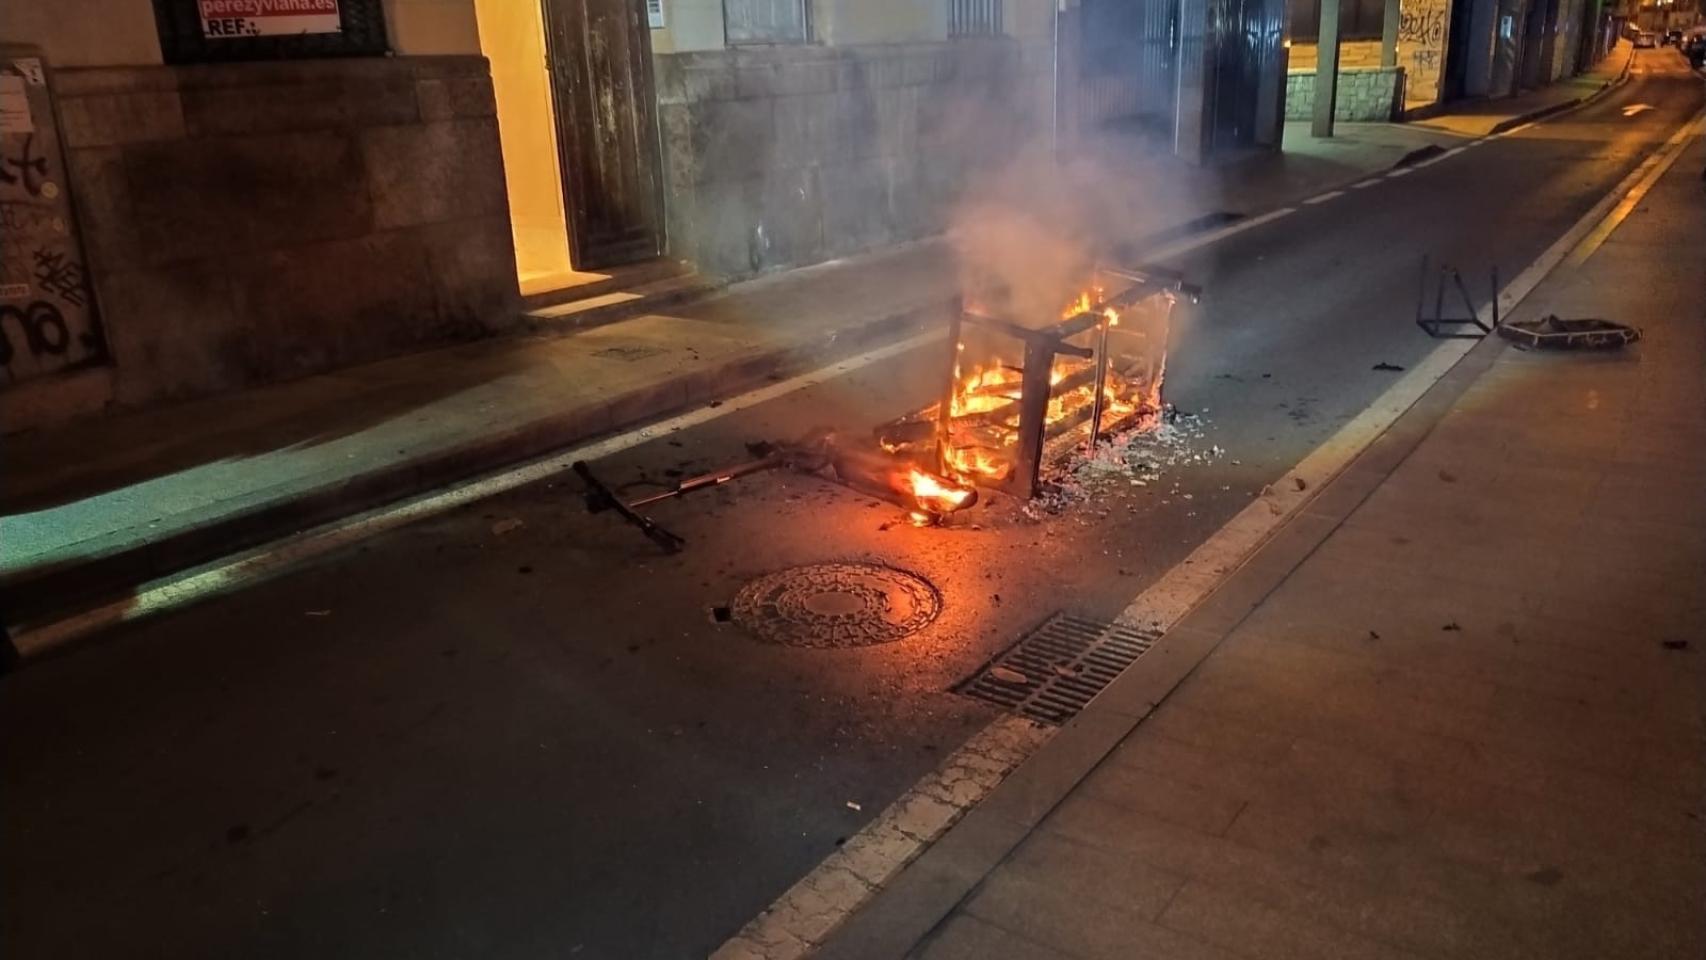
top-left (957, 613), bottom-right (1160, 724)
top-left (731, 562), bottom-right (942, 648)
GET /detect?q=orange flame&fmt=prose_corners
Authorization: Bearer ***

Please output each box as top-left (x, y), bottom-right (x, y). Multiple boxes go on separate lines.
top-left (906, 468), bottom-right (975, 514)
top-left (916, 287), bottom-right (1165, 487)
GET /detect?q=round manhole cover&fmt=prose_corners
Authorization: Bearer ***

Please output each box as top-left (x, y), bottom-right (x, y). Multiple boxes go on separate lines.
top-left (731, 562), bottom-right (942, 648)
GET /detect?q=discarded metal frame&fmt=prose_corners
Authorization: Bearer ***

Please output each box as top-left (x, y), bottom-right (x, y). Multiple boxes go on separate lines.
top-left (574, 433), bottom-right (978, 552)
top-left (1497, 314), bottom-right (1641, 350)
top-left (1416, 254), bottom-right (1499, 339)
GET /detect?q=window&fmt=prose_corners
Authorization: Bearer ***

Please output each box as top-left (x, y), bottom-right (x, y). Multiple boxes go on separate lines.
top-left (724, 0), bottom-right (810, 44)
top-left (949, 0), bottom-right (1004, 37)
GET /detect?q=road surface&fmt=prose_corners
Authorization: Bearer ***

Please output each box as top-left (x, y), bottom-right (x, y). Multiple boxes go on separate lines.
top-left (3, 49), bottom-right (1699, 960)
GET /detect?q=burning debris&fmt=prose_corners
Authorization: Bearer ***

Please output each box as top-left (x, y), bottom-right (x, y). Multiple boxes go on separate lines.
top-left (576, 264), bottom-right (1196, 552)
top-left (880, 265), bottom-right (1196, 500)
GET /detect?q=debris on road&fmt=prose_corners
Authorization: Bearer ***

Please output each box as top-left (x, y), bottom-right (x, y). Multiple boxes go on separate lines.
top-left (1661, 639), bottom-right (1690, 651)
top-left (1499, 315), bottom-right (1641, 350)
top-left (989, 666), bottom-right (1031, 685)
top-left (1443, 621), bottom-right (1462, 632)
top-left (845, 800), bottom-right (862, 812)
top-left (491, 518), bottom-right (524, 536)
top-left (305, 610), bottom-right (331, 617)
top-left (1372, 362), bottom-right (1405, 371)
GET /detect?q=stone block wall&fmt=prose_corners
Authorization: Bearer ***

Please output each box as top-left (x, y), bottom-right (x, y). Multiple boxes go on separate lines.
top-left (1285, 66), bottom-right (1405, 120)
top-left (654, 38), bottom-right (1051, 279)
top-left (54, 55), bottom-right (517, 406)
top-left (1286, 39), bottom-right (1386, 71)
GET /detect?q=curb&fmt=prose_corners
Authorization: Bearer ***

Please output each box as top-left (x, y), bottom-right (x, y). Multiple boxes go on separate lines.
top-left (1487, 95), bottom-right (1586, 134)
top-left (1488, 46), bottom-right (1635, 134)
top-left (1408, 45), bottom-right (1633, 133)
top-left (808, 82), bottom-right (1699, 960)
top-left (0, 299), bottom-right (951, 632)
top-left (814, 306), bottom-right (1515, 960)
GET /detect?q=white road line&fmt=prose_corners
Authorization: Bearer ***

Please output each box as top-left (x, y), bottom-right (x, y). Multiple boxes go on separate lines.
top-left (1386, 166), bottom-right (1416, 178)
top-left (1302, 190), bottom-right (1345, 205)
top-left (1351, 178), bottom-right (1382, 188)
top-left (11, 332), bottom-right (941, 659)
top-left (1565, 108), bottom-right (1704, 267)
top-left (713, 101), bottom-right (1706, 960)
top-left (1143, 207), bottom-right (1296, 262)
top-left (1442, 146), bottom-right (1468, 158)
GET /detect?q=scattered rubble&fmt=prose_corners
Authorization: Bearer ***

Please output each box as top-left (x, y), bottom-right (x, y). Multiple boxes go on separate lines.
top-left (1022, 410), bottom-right (1226, 520)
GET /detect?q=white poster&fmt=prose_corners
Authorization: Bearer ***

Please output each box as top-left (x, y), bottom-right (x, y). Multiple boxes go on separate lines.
top-left (199, 0), bottom-right (342, 39)
top-left (0, 75), bottom-right (31, 134)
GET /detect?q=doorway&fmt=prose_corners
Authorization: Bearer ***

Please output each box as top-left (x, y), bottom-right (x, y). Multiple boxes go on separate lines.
top-left (1206, 0), bottom-right (1267, 152)
top-left (542, 0), bottom-right (665, 270)
top-left (475, 0), bottom-right (665, 295)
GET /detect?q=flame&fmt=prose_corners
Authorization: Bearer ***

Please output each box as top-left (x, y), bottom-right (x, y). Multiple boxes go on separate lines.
top-left (906, 468), bottom-right (975, 514)
top-left (900, 287), bottom-right (1167, 488)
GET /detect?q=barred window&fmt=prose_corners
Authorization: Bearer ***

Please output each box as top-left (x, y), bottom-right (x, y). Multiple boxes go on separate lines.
top-left (724, 0), bottom-right (810, 44)
top-left (949, 0), bottom-right (1004, 37)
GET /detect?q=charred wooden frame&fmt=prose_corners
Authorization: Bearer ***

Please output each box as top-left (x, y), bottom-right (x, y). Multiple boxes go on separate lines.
top-left (919, 264), bottom-right (1198, 499)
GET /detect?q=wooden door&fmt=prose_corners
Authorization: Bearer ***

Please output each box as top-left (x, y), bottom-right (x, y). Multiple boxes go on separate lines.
top-left (541, 0), bottom-right (664, 268)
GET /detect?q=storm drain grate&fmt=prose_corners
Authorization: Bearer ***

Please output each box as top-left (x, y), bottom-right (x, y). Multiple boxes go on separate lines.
top-left (956, 613), bottom-right (1161, 724)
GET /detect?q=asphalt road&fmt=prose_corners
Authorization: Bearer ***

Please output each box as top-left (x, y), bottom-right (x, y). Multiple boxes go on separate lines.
top-left (4, 51), bottom-right (1699, 960)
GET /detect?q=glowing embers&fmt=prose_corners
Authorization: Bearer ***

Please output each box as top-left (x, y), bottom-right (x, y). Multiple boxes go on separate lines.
top-left (879, 265), bottom-right (1192, 499)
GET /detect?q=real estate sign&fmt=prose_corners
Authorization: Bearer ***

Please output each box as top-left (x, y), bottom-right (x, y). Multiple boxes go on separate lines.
top-left (199, 0), bottom-right (342, 38)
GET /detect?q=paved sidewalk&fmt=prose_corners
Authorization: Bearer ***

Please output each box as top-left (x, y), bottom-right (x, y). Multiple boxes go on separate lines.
top-left (1411, 43), bottom-right (1636, 138)
top-left (818, 131), bottom-right (1706, 958)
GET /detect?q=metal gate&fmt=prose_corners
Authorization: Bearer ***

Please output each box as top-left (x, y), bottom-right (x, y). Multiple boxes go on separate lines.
top-left (1079, 0), bottom-right (1182, 139)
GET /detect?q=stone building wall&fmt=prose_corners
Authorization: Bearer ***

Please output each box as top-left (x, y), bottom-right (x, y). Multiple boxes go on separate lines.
top-left (1286, 39), bottom-right (1386, 70)
top-left (1285, 65), bottom-right (1405, 120)
top-left (653, 37), bottom-right (1050, 279)
top-left (55, 56), bottom-right (517, 407)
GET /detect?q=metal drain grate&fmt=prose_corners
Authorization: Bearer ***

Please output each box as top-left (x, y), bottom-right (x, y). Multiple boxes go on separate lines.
top-left (957, 613), bottom-right (1161, 724)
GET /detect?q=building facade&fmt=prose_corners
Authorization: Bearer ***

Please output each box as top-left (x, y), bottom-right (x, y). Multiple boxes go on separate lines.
top-left (2, 0), bottom-right (1289, 422)
top-left (1286, 0), bottom-right (1613, 120)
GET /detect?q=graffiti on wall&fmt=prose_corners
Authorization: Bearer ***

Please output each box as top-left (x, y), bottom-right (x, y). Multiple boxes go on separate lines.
top-left (0, 52), bottom-right (105, 387)
top-left (1398, 0), bottom-right (1451, 103)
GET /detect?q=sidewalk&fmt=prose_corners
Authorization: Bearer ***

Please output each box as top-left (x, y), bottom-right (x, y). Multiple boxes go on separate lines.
top-left (1410, 43), bottom-right (1634, 138)
top-left (816, 133), bottom-right (1705, 959)
top-left (0, 118), bottom-right (1468, 626)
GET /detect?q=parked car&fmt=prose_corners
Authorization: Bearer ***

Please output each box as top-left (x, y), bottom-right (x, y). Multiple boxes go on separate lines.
top-left (1633, 31), bottom-right (1657, 48)
top-left (1662, 29), bottom-right (1683, 46)
top-left (1686, 32), bottom-right (1706, 67)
